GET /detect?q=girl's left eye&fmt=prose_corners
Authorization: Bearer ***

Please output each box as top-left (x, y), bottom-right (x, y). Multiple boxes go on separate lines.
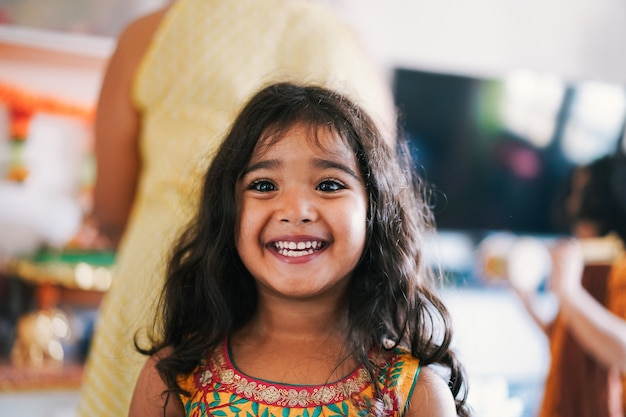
top-left (317, 179), bottom-right (346, 192)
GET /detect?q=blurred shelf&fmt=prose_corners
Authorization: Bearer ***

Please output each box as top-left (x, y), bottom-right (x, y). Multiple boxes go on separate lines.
top-left (4, 249), bottom-right (115, 292)
top-left (0, 360), bottom-right (83, 392)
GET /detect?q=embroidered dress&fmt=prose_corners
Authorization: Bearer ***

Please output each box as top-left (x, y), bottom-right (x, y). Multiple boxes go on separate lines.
top-left (178, 341), bottom-right (421, 417)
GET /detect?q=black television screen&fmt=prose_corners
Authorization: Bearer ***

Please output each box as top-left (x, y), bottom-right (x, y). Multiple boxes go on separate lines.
top-left (393, 67), bottom-right (626, 235)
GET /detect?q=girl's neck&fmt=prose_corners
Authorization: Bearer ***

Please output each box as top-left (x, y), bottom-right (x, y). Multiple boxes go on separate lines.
top-left (240, 293), bottom-right (349, 341)
top-left (228, 293), bottom-right (354, 385)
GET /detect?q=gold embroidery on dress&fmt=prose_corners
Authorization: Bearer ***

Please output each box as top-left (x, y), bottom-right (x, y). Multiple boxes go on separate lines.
top-left (207, 348), bottom-right (372, 406)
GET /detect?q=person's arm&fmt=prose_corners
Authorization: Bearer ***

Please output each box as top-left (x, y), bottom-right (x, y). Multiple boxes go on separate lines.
top-left (129, 352), bottom-right (185, 417)
top-left (404, 366), bottom-right (457, 417)
top-left (551, 239), bottom-right (626, 371)
top-left (511, 286), bottom-right (553, 336)
top-left (93, 8), bottom-right (167, 246)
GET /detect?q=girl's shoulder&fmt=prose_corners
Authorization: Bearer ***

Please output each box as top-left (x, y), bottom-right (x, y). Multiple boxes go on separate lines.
top-left (129, 348), bottom-right (185, 417)
top-left (404, 365), bottom-right (457, 417)
top-left (376, 347), bottom-right (457, 416)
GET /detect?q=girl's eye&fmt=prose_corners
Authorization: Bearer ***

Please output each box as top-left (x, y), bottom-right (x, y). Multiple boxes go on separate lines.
top-left (317, 179), bottom-right (346, 192)
top-left (248, 180), bottom-right (276, 192)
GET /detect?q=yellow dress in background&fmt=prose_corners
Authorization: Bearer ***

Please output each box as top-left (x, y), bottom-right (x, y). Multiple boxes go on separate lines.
top-left (76, 0), bottom-right (394, 416)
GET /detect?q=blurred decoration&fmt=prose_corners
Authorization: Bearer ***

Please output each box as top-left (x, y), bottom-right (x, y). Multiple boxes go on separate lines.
top-left (10, 283), bottom-right (71, 368)
top-left (501, 70), bottom-right (565, 149)
top-left (476, 232), bottom-right (624, 292)
top-left (561, 81), bottom-right (626, 166)
top-left (0, 32), bottom-right (114, 391)
top-left (476, 232), bottom-right (552, 292)
top-left (1, 249), bottom-right (113, 379)
top-left (0, 82), bottom-right (109, 259)
top-left (0, 82), bottom-right (95, 182)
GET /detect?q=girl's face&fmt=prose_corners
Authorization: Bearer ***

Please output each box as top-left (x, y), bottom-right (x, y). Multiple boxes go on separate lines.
top-left (235, 123), bottom-right (368, 301)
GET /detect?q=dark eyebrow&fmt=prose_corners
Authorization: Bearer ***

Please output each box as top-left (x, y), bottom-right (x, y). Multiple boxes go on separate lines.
top-left (312, 158), bottom-right (360, 179)
top-left (241, 159), bottom-right (281, 177)
top-left (241, 157), bottom-right (359, 179)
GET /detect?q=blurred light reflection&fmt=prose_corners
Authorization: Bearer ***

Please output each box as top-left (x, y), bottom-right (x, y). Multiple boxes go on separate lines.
top-left (501, 70), bottom-right (565, 148)
top-left (561, 81), bottom-right (626, 165)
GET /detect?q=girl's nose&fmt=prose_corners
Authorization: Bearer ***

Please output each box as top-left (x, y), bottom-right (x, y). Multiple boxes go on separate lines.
top-left (277, 190), bottom-right (317, 224)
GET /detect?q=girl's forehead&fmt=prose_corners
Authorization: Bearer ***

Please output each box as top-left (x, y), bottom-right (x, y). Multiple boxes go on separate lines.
top-left (254, 123), bottom-right (352, 156)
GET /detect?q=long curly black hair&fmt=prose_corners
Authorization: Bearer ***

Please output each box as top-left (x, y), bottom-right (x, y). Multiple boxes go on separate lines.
top-left (140, 81), bottom-right (470, 416)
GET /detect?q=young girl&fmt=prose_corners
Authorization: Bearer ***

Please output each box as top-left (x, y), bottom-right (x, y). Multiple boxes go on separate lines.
top-left (129, 82), bottom-right (470, 417)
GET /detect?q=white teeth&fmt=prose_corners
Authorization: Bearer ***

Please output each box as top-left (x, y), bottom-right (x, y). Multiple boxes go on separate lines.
top-left (273, 240), bottom-right (324, 257)
top-left (278, 249), bottom-right (315, 257)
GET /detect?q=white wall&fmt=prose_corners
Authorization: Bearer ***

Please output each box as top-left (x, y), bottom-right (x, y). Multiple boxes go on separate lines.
top-left (334, 0), bottom-right (626, 84)
top-left (4, 0), bottom-right (626, 87)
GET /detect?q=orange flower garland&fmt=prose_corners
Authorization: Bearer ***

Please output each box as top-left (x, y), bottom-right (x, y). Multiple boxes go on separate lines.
top-left (0, 82), bottom-right (95, 181)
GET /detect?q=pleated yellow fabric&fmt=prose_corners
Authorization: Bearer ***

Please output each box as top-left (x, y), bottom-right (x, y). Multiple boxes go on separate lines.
top-left (76, 1), bottom-right (393, 416)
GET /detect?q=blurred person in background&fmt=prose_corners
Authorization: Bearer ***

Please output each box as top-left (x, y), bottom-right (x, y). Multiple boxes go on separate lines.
top-left (511, 154), bottom-right (626, 417)
top-left (76, 1), bottom-right (396, 416)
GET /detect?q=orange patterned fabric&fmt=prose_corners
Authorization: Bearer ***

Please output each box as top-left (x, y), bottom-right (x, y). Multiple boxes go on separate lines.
top-left (178, 340), bottom-right (421, 417)
top-left (539, 260), bottom-right (626, 417)
top-left (539, 313), bottom-right (566, 417)
top-left (607, 255), bottom-right (626, 410)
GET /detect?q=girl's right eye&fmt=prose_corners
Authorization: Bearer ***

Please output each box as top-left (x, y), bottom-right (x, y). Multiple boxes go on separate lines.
top-left (248, 179), bottom-right (276, 192)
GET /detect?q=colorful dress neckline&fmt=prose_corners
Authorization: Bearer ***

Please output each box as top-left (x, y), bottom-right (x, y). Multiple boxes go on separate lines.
top-left (178, 339), bottom-right (422, 416)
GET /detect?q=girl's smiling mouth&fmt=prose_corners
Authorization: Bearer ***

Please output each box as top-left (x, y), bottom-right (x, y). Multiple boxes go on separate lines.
top-left (271, 240), bottom-right (328, 257)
